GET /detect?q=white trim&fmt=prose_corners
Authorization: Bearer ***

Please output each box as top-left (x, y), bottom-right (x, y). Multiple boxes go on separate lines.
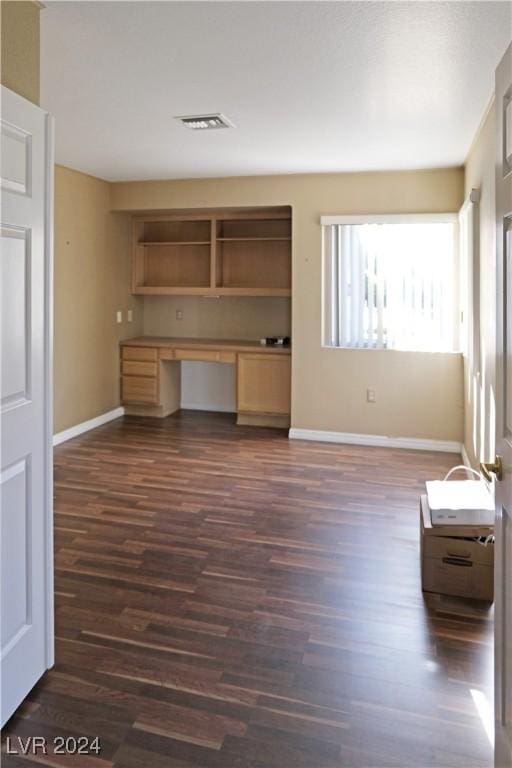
top-left (53, 407), bottom-right (125, 446)
top-left (320, 213), bottom-right (458, 226)
top-left (180, 402), bottom-right (235, 414)
top-left (460, 443), bottom-right (476, 477)
top-left (44, 111), bottom-right (55, 669)
top-left (288, 428), bottom-right (462, 454)
top-left (459, 191), bottom-right (481, 370)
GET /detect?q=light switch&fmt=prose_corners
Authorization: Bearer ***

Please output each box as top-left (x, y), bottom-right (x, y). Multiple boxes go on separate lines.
top-left (127, 309), bottom-right (133, 322)
top-left (116, 310), bottom-right (123, 324)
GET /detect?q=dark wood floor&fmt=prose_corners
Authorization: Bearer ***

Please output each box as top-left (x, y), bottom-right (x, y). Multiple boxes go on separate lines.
top-left (3, 411), bottom-right (493, 767)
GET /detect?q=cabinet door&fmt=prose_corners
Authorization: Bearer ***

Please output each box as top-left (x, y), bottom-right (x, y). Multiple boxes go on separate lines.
top-left (237, 354), bottom-right (290, 414)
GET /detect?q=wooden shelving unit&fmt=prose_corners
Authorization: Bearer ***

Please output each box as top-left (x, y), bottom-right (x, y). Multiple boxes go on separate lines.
top-left (132, 207), bottom-right (291, 297)
top-left (141, 241), bottom-right (211, 246)
top-left (216, 237), bottom-right (291, 242)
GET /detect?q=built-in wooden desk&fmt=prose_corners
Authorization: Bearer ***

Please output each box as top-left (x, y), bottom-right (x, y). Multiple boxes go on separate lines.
top-left (120, 337), bottom-right (291, 427)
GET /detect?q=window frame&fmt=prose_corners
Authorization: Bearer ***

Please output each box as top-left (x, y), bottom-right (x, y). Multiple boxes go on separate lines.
top-left (320, 212), bottom-right (461, 353)
top-left (458, 193), bottom-right (481, 374)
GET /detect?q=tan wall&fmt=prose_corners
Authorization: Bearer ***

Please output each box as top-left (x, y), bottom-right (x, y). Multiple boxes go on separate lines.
top-left (54, 165), bottom-right (143, 433)
top-left (463, 104), bottom-right (496, 466)
top-left (112, 168), bottom-right (465, 441)
top-left (0, 0), bottom-right (40, 104)
top-left (143, 296), bottom-right (290, 339)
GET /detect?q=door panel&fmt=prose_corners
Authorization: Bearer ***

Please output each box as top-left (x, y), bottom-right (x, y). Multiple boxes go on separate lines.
top-left (0, 86), bottom-right (53, 727)
top-left (0, 120), bottom-right (31, 195)
top-left (1, 227), bottom-right (30, 407)
top-left (503, 509), bottom-right (512, 732)
top-left (495, 45), bottom-right (512, 768)
top-left (0, 460), bottom-right (29, 649)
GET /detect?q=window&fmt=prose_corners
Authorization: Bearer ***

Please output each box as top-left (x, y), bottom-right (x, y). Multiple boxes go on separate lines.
top-left (322, 215), bottom-right (459, 353)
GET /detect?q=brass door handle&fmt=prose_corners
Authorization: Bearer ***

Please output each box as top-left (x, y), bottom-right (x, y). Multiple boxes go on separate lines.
top-left (480, 455), bottom-right (503, 482)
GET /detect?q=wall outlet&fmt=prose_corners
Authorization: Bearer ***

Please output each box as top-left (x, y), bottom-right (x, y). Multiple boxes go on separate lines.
top-left (127, 309), bottom-right (133, 323)
top-left (176, 309), bottom-right (183, 321)
top-left (116, 310), bottom-right (123, 324)
top-left (367, 388), bottom-right (376, 403)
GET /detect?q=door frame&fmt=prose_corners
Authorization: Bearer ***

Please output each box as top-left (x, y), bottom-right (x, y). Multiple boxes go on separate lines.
top-left (43, 98), bottom-right (55, 671)
top-left (494, 45), bottom-right (512, 767)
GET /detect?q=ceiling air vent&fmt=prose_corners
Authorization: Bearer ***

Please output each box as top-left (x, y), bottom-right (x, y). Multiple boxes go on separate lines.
top-left (175, 113), bottom-right (235, 130)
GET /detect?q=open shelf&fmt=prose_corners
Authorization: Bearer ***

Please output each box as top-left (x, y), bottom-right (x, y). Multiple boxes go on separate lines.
top-left (141, 243), bottom-right (210, 289)
top-left (133, 286), bottom-right (291, 297)
top-left (132, 208), bottom-right (291, 296)
top-left (139, 219), bottom-right (211, 244)
top-left (216, 287), bottom-right (291, 297)
top-left (216, 237), bottom-right (291, 242)
top-left (217, 218), bottom-right (291, 240)
top-left (133, 286), bottom-right (216, 296)
top-left (216, 239), bottom-right (291, 291)
top-left (141, 240), bottom-right (211, 246)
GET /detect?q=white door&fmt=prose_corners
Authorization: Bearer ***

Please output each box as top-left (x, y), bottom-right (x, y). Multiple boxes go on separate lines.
top-left (0, 86), bottom-right (54, 726)
top-left (494, 44), bottom-right (512, 768)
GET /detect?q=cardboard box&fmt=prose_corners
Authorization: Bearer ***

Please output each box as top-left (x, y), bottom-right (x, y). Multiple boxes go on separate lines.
top-left (420, 495), bottom-right (494, 601)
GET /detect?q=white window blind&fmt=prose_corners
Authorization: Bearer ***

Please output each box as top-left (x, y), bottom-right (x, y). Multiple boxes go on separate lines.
top-left (322, 217), bottom-right (458, 352)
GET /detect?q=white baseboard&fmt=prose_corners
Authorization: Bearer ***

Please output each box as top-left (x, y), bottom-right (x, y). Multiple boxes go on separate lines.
top-left (288, 428), bottom-right (462, 454)
top-left (53, 407), bottom-right (125, 446)
top-left (180, 402), bottom-right (235, 414)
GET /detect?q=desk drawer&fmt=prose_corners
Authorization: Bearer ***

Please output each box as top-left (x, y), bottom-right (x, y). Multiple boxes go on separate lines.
top-left (122, 375), bottom-right (158, 404)
top-left (122, 346), bottom-right (158, 362)
top-left (122, 360), bottom-right (157, 377)
top-left (175, 348), bottom-right (229, 363)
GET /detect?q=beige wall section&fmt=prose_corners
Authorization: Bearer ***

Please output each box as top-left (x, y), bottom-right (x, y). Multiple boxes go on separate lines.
top-left (0, 0), bottom-right (40, 104)
top-left (112, 168), bottom-right (465, 441)
top-left (54, 165), bottom-right (143, 433)
top-left (463, 104), bottom-right (496, 466)
top-left (143, 296), bottom-right (290, 339)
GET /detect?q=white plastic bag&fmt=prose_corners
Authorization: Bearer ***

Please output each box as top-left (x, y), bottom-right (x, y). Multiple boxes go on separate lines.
top-left (426, 465), bottom-right (494, 526)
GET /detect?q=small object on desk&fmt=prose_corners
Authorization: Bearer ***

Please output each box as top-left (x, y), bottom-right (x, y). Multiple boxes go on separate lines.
top-left (259, 336), bottom-right (290, 346)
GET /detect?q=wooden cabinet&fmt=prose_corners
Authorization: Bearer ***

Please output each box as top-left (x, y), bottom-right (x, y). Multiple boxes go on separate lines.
top-left (132, 207), bottom-right (291, 297)
top-left (237, 354), bottom-right (291, 415)
top-left (121, 345), bottom-right (159, 405)
top-left (174, 348), bottom-right (237, 363)
top-left (120, 339), bottom-right (291, 427)
top-left (121, 375), bottom-right (158, 405)
top-left (121, 360), bottom-right (157, 377)
top-left (122, 346), bottom-right (157, 362)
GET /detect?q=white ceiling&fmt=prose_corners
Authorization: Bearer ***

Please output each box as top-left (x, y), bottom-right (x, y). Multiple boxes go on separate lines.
top-left (41, 1), bottom-right (511, 182)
